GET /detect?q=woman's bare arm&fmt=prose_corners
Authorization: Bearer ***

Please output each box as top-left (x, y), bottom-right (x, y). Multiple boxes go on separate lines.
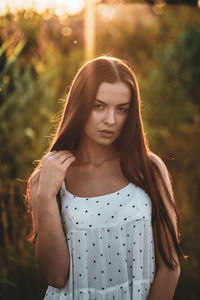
top-left (147, 153), bottom-right (181, 300)
top-left (30, 150), bottom-right (76, 288)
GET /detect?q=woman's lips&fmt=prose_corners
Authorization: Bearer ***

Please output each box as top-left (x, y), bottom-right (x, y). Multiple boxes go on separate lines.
top-left (99, 129), bottom-right (114, 138)
top-left (100, 129), bottom-right (114, 133)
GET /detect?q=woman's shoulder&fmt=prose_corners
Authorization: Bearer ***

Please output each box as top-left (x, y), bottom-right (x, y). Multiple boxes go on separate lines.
top-left (148, 151), bottom-right (173, 190)
top-left (148, 152), bottom-right (164, 164)
top-left (148, 152), bottom-right (174, 201)
top-left (148, 152), bottom-right (168, 174)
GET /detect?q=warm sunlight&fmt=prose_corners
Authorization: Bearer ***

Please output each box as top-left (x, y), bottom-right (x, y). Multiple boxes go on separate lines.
top-left (65, 0), bottom-right (85, 15)
top-left (84, 0), bottom-right (96, 60)
top-left (0, 0), bottom-right (85, 16)
top-left (52, 0), bottom-right (85, 16)
top-left (0, 0), bottom-right (98, 60)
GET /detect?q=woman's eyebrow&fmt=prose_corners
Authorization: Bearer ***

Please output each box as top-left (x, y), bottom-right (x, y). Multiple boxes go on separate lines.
top-left (95, 98), bottom-right (130, 106)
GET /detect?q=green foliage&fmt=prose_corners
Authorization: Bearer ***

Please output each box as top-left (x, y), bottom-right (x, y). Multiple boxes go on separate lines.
top-left (0, 181), bottom-right (46, 299)
top-left (0, 39), bottom-right (53, 181)
top-left (0, 17), bottom-right (84, 183)
top-left (141, 22), bottom-right (200, 299)
top-left (0, 11), bottom-right (84, 299)
top-left (141, 22), bottom-right (200, 145)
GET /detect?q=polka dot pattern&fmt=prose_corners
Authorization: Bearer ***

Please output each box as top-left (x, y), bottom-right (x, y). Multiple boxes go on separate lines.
top-left (44, 182), bottom-right (155, 300)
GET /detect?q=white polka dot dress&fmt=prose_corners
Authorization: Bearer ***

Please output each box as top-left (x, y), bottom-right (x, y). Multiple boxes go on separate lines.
top-left (44, 182), bottom-right (155, 300)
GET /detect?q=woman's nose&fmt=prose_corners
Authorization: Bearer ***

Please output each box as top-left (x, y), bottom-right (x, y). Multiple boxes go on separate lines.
top-left (104, 108), bottom-right (116, 125)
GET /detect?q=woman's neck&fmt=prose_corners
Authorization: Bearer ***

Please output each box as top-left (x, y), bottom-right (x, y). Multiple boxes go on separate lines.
top-left (74, 138), bottom-right (119, 167)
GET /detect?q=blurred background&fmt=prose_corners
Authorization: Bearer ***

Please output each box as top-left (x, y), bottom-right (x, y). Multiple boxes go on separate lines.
top-left (0, 0), bottom-right (200, 299)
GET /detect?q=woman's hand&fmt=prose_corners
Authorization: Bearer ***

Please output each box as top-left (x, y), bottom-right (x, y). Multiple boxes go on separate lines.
top-left (37, 150), bottom-right (76, 200)
top-left (29, 151), bottom-right (75, 287)
top-left (30, 150), bottom-right (76, 232)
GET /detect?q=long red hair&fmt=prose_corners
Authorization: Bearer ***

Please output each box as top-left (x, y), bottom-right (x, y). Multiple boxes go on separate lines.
top-left (26, 55), bottom-right (185, 270)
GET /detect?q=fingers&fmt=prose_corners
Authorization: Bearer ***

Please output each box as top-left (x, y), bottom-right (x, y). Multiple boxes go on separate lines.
top-left (48, 150), bottom-right (57, 157)
top-left (48, 150), bottom-right (62, 158)
top-left (57, 151), bottom-right (73, 161)
top-left (58, 153), bottom-right (75, 164)
top-left (42, 150), bottom-right (75, 167)
top-left (48, 150), bottom-right (74, 159)
top-left (61, 156), bottom-right (76, 168)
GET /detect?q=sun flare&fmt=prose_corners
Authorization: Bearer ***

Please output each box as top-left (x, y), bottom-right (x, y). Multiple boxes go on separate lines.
top-left (0, 0), bottom-right (85, 16)
top-left (66, 0), bottom-right (85, 15)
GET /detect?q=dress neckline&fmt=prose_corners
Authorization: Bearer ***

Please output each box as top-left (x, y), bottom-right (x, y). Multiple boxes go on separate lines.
top-left (62, 180), bottom-right (132, 199)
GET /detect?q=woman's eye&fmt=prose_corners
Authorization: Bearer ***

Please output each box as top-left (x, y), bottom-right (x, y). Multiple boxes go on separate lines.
top-left (94, 104), bottom-right (104, 109)
top-left (117, 107), bottom-right (128, 113)
top-left (93, 104), bottom-right (128, 113)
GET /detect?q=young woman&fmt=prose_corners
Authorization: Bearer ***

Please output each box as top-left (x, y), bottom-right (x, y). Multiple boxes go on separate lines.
top-left (26, 56), bottom-right (185, 300)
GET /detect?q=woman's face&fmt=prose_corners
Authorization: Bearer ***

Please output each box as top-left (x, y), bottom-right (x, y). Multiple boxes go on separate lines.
top-left (82, 81), bottom-right (131, 146)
